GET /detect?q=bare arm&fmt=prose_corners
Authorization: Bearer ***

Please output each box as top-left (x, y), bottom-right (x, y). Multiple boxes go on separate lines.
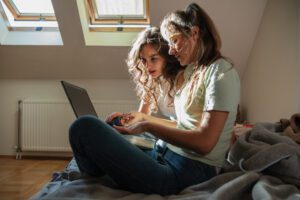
top-left (106, 100), bottom-right (152, 124)
top-left (116, 110), bottom-right (228, 155)
top-left (126, 111), bottom-right (177, 129)
top-left (107, 100), bottom-right (177, 128)
top-left (138, 99), bottom-right (151, 115)
top-left (146, 111), bottom-right (228, 154)
top-left (128, 99), bottom-right (178, 128)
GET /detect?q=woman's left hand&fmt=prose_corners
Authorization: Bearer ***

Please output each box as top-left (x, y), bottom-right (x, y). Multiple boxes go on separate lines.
top-left (113, 121), bottom-right (147, 135)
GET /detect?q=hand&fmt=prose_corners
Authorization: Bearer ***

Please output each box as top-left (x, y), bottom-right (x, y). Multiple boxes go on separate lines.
top-left (113, 121), bottom-right (148, 135)
top-left (105, 112), bottom-right (123, 123)
top-left (124, 111), bottom-right (146, 125)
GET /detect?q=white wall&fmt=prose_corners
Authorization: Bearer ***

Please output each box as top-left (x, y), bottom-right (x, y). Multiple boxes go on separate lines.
top-left (0, 79), bottom-right (138, 155)
top-left (241, 0), bottom-right (300, 123)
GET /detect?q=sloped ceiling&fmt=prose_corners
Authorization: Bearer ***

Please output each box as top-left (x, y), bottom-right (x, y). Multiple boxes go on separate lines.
top-left (0, 0), bottom-right (267, 79)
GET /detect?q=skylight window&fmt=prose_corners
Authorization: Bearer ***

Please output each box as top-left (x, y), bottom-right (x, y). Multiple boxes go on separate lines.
top-left (0, 0), bottom-right (62, 45)
top-left (0, 0), bottom-right (58, 31)
top-left (86, 0), bottom-right (150, 32)
top-left (11, 0), bottom-right (54, 16)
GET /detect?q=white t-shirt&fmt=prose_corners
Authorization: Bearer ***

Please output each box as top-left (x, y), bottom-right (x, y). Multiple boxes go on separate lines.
top-left (142, 78), bottom-right (177, 142)
top-left (153, 80), bottom-right (176, 120)
top-left (167, 58), bottom-right (241, 167)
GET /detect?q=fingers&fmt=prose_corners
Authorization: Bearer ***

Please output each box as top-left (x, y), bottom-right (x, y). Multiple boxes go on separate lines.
top-left (122, 113), bottom-right (134, 124)
top-left (105, 112), bottom-right (123, 122)
top-left (106, 112), bottom-right (137, 126)
top-left (114, 121), bottom-right (145, 135)
top-left (113, 125), bottom-right (130, 134)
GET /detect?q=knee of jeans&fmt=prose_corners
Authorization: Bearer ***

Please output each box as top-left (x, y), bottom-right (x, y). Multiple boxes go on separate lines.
top-left (69, 115), bottom-right (100, 141)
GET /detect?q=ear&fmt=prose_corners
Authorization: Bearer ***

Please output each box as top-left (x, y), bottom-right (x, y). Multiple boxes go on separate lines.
top-left (190, 26), bottom-right (200, 40)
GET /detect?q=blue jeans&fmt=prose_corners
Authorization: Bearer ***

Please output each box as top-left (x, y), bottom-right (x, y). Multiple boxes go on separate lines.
top-left (69, 115), bottom-right (216, 195)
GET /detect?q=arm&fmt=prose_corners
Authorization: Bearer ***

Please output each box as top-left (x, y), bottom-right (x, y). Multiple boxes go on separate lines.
top-left (116, 110), bottom-right (228, 155)
top-left (138, 99), bottom-right (151, 115)
top-left (106, 100), bottom-right (151, 124)
top-left (117, 62), bottom-right (238, 154)
top-left (125, 111), bottom-right (177, 129)
top-left (108, 101), bottom-right (177, 128)
top-left (129, 99), bottom-right (177, 128)
top-left (147, 111), bottom-right (228, 155)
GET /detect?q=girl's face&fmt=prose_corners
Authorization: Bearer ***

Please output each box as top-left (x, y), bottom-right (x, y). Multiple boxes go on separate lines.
top-left (168, 30), bottom-right (198, 65)
top-left (139, 44), bottom-right (166, 79)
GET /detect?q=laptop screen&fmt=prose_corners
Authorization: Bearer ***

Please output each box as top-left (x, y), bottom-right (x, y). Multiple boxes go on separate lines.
top-left (61, 81), bottom-right (98, 118)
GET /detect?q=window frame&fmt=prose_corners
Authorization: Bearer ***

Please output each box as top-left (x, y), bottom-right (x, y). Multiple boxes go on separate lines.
top-left (2, 0), bottom-right (56, 21)
top-left (85, 0), bottom-right (150, 32)
top-left (0, 0), bottom-right (58, 31)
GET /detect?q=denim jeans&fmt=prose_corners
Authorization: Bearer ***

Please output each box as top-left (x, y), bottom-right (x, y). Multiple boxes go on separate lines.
top-left (69, 115), bottom-right (216, 195)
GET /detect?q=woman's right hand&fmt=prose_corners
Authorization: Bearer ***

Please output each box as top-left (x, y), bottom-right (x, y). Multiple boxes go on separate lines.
top-left (124, 111), bottom-right (146, 125)
top-left (113, 121), bottom-right (148, 135)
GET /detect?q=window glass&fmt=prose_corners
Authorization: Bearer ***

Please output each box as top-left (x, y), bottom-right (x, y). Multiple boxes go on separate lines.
top-left (85, 0), bottom-right (149, 31)
top-left (95, 0), bottom-right (144, 17)
top-left (11, 0), bottom-right (54, 15)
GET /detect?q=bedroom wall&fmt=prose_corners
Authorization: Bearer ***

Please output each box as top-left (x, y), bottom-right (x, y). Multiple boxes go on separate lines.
top-left (0, 79), bottom-right (138, 156)
top-left (0, 0), bottom-right (267, 79)
top-left (0, 0), bottom-right (269, 156)
top-left (241, 0), bottom-right (300, 123)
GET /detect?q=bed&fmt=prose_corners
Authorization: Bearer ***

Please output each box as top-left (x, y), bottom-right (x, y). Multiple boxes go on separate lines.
top-left (30, 123), bottom-right (300, 200)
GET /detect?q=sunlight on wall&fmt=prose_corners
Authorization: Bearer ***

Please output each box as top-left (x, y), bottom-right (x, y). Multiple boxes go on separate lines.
top-left (0, 13), bottom-right (8, 43)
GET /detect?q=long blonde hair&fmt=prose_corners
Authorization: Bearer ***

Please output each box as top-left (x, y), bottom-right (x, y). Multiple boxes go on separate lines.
top-left (126, 27), bottom-right (182, 112)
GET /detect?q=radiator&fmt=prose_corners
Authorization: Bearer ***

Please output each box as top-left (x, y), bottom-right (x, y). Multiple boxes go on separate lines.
top-left (18, 100), bottom-right (137, 157)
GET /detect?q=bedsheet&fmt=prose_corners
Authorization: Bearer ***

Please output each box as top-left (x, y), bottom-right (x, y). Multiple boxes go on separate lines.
top-left (30, 123), bottom-right (300, 200)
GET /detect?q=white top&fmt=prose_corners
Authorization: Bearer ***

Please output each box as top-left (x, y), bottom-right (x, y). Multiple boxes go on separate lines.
top-left (167, 59), bottom-right (241, 167)
top-left (153, 81), bottom-right (176, 120)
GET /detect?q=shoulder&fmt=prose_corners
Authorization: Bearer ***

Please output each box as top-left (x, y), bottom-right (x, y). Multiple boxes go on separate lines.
top-left (206, 58), bottom-right (233, 75)
top-left (205, 59), bottom-right (239, 82)
top-left (203, 59), bottom-right (241, 112)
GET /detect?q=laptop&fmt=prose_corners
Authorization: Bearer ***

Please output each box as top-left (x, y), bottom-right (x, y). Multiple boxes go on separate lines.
top-left (61, 81), bottom-right (98, 118)
top-left (61, 80), bottom-right (155, 149)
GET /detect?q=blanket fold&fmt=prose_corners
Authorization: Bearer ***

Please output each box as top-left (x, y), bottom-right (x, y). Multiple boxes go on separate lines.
top-left (228, 123), bottom-right (300, 187)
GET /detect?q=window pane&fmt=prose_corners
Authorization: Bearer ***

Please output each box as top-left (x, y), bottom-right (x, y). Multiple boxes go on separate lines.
top-left (12, 0), bottom-right (54, 14)
top-left (95, 0), bottom-right (144, 17)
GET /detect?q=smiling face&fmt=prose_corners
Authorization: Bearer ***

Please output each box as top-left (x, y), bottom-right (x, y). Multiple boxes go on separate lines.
top-left (168, 30), bottom-right (199, 66)
top-left (139, 44), bottom-right (167, 79)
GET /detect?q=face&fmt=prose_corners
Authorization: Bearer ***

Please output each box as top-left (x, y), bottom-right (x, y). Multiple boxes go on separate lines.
top-left (139, 44), bottom-right (166, 79)
top-left (168, 30), bottom-right (198, 65)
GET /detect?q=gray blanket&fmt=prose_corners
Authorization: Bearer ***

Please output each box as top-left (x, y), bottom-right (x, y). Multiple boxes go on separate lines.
top-left (228, 123), bottom-right (300, 187)
top-left (31, 123), bottom-right (300, 200)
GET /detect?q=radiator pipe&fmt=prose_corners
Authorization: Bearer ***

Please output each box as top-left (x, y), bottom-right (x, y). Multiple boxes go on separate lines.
top-left (16, 100), bottom-right (22, 160)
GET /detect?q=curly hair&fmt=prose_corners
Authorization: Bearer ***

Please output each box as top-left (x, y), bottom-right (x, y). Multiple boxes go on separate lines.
top-left (126, 27), bottom-right (183, 112)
